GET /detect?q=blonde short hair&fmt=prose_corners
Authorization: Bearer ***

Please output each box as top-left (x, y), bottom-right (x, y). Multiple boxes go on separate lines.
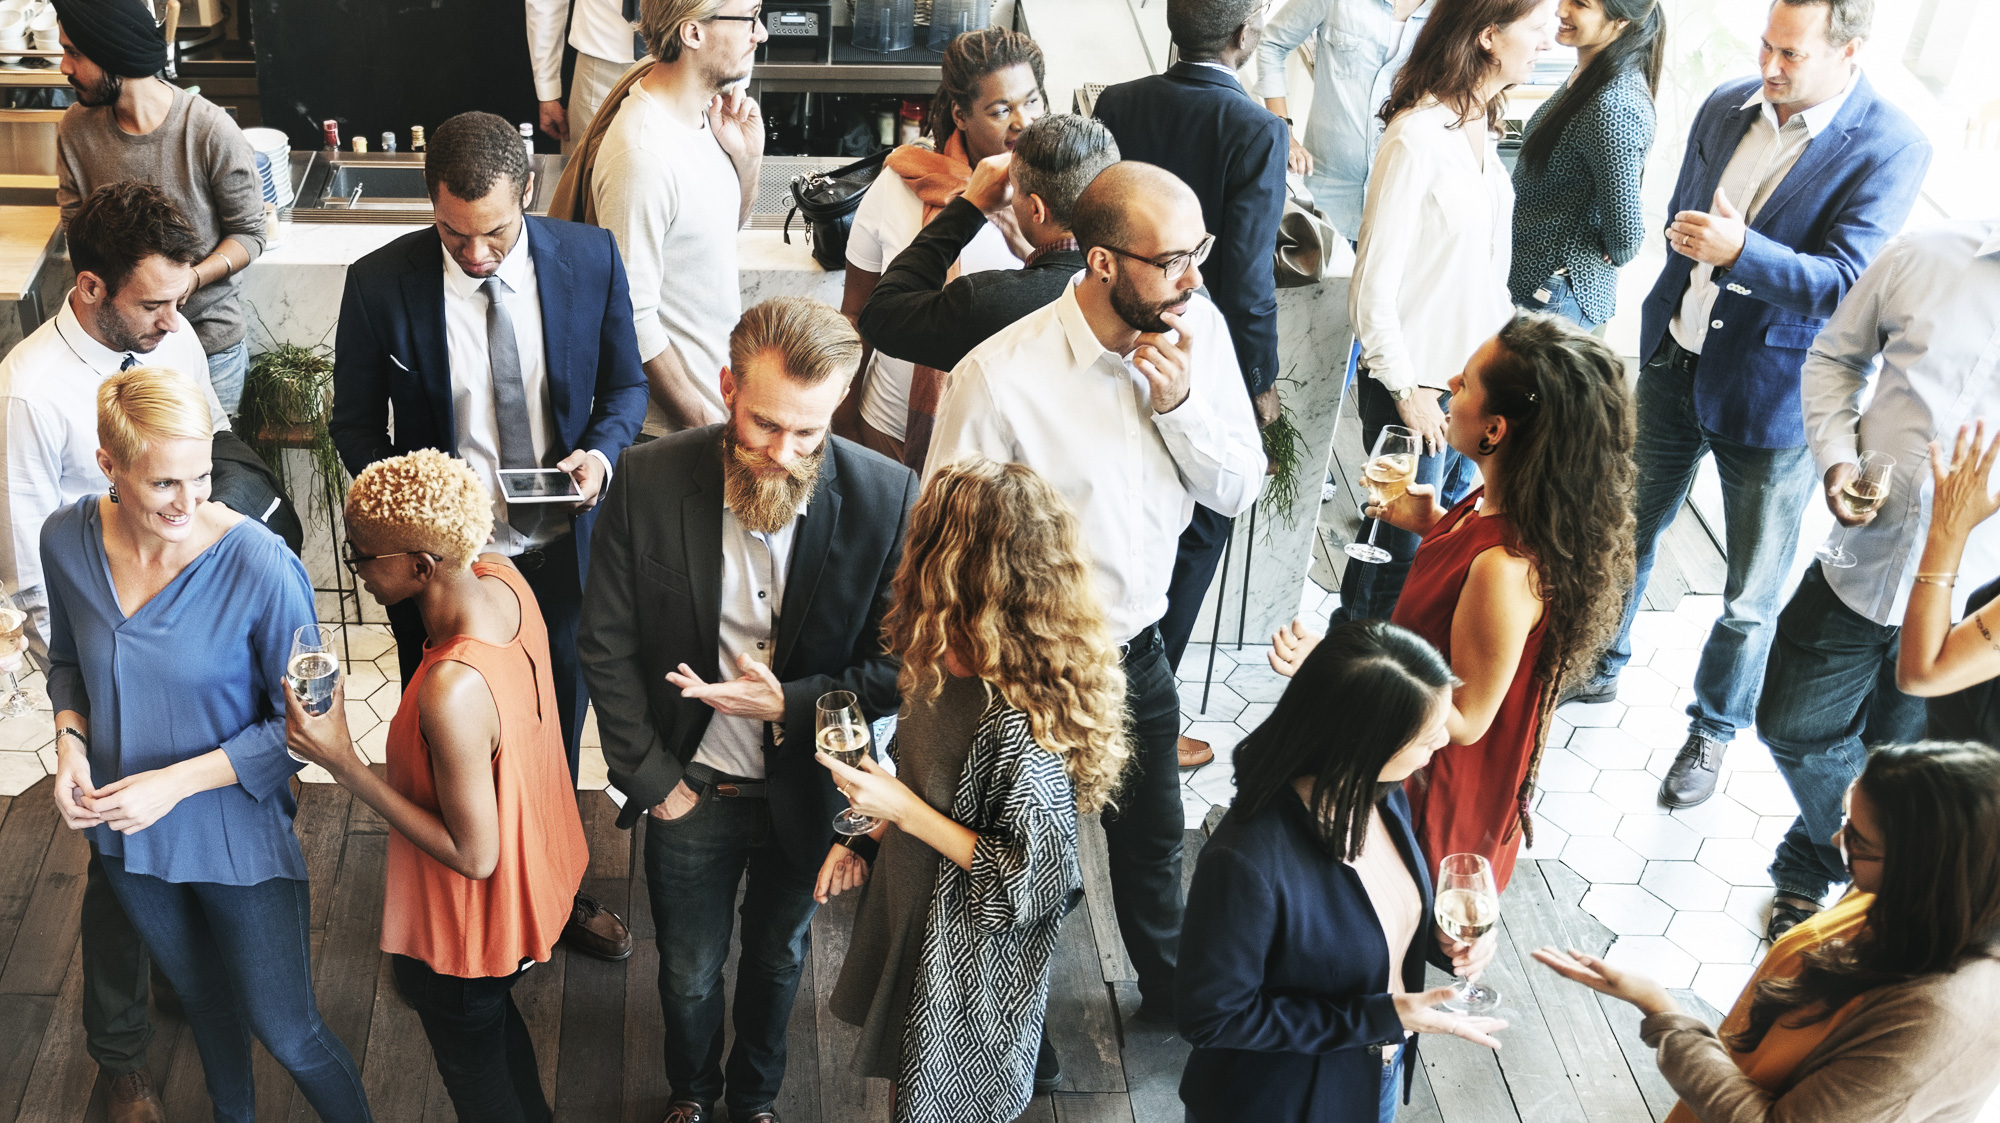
top-left (344, 449), bottom-right (494, 572)
top-left (638, 0), bottom-right (729, 62)
top-left (97, 366), bottom-right (213, 468)
top-left (728, 296), bottom-right (863, 388)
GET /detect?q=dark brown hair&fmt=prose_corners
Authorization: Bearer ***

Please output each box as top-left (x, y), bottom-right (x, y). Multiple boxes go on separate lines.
top-left (1729, 742), bottom-right (2000, 1052)
top-left (1518, 0), bottom-right (1664, 176)
top-left (424, 111), bottom-right (531, 205)
top-left (1379, 0), bottom-right (1547, 133)
top-left (69, 181), bottom-right (205, 297)
top-left (924, 28), bottom-right (1046, 144)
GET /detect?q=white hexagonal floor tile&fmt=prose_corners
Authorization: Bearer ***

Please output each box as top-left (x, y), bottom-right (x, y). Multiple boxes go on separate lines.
top-left (1640, 860), bottom-right (1731, 911)
top-left (0, 748), bottom-right (47, 796)
top-left (1753, 815), bottom-right (1793, 849)
top-left (1536, 791), bottom-right (1624, 836)
top-left (1616, 666), bottom-right (1679, 708)
top-left (1617, 815), bottom-right (1705, 861)
top-left (1594, 769), bottom-right (1668, 814)
top-left (1691, 961), bottom-right (1757, 1015)
top-left (1725, 771), bottom-right (1799, 817)
top-left (357, 721), bottom-right (391, 766)
top-left (1522, 817), bottom-right (1569, 859)
top-left (0, 712), bottom-right (54, 755)
top-left (1180, 786), bottom-right (1215, 829)
top-left (1670, 793), bottom-right (1760, 839)
top-left (1535, 748), bottom-right (1598, 793)
top-left (1618, 706), bottom-right (1689, 750)
top-left (1580, 883), bottom-right (1675, 936)
top-left (1559, 699), bottom-right (1627, 728)
top-left (1646, 646), bottom-right (1702, 689)
top-left (1559, 835), bottom-right (1646, 883)
top-left (340, 625), bottom-right (400, 662)
top-left (1666, 910), bottom-right (1763, 963)
top-left (1671, 594), bottom-right (1725, 629)
top-left (1568, 726), bottom-right (1653, 771)
top-left (1697, 836), bottom-right (1776, 888)
top-left (1235, 702), bottom-right (1275, 730)
top-left (1723, 885), bottom-right (1777, 938)
top-left (1632, 611), bottom-right (1707, 652)
top-left (578, 741), bottom-right (610, 790)
top-left (1602, 934), bottom-right (1700, 989)
top-left (1179, 680), bottom-right (1245, 723)
top-left (1223, 661), bottom-right (1290, 703)
top-left (1186, 759), bottom-right (1239, 806)
top-left (1179, 720), bottom-right (1248, 759)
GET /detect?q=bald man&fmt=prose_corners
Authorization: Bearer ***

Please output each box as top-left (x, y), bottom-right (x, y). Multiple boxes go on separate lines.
top-left (928, 162), bottom-right (1266, 1021)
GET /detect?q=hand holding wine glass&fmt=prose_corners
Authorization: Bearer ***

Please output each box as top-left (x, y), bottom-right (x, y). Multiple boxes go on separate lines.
top-left (1817, 451), bottom-right (1894, 570)
top-left (0, 583), bottom-right (35, 717)
top-left (815, 690), bottom-right (878, 835)
top-left (286, 624), bottom-right (342, 764)
top-left (1346, 426), bottom-right (1421, 565)
top-left (1435, 853), bottom-right (1503, 1013)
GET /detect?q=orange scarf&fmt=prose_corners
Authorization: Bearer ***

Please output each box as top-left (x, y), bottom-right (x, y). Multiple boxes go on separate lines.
top-left (1663, 892), bottom-right (1875, 1123)
top-left (884, 131), bottom-right (973, 223)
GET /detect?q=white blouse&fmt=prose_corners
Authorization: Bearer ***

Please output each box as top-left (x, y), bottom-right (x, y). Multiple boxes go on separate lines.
top-left (1350, 98), bottom-right (1516, 394)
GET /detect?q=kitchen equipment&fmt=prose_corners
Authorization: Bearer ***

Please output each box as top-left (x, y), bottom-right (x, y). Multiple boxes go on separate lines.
top-left (758, 1), bottom-right (831, 63)
top-left (851, 0), bottom-right (914, 53)
top-left (925, 0), bottom-right (987, 49)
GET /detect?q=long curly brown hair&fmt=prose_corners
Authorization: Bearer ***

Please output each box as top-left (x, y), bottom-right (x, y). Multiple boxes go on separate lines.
top-left (882, 459), bottom-right (1129, 813)
top-left (1481, 313), bottom-right (1636, 826)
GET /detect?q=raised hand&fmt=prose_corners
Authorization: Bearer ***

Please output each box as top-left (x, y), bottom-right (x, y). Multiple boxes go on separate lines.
top-left (1667, 186), bottom-right (1746, 269)
top-left (707, 87), bottom-right (766, 166)
top-left (1268, 619), bottom-right (1324, 678)
top-left (1927, 421), bottom-right (2000, 549)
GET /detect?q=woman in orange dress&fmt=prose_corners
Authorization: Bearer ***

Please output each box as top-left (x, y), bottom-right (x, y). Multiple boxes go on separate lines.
top-left (1274, 313), bottom-right (1635, 889)
top-left (286, 450), bottom-right (587, 1123)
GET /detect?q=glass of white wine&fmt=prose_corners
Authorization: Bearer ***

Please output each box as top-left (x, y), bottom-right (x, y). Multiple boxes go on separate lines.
top-left (1345, 425), bottom-right (1421, 565)
top-left (287, 625), bottom-right (340, 762)
top-left (1816, 451), bottom-right (1894, 571)
top-left (817, 690), bottom-right (877, 836)
top-left (1436, 852), bottom-right (1502, 1014)
top-left (0, 584), bottom-right (33, 718)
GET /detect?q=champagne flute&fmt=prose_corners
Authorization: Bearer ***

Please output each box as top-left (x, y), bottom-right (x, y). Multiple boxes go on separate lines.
top-left (1345, 425), bottom-right (1420, 565)
top-left (287, 625), bottom-right (340, 762)
top-left (817, 690), bottom-right (877, 836)
top-left (1435, 852), bottom-right (1502, 1014)
top-left (1816, 451), bottom-right (1894, 570)
top-left (0, 584), bottom-right (32, 718)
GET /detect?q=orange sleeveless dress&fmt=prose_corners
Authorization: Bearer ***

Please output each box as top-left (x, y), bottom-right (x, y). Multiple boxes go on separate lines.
top-left (379, 562), bottom-right (589, 978)
top-left (1391, 489), bottom-right (1548, 891)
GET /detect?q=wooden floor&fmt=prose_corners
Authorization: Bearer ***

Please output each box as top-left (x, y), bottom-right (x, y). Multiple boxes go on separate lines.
top-left (0, 770), bottom-right (1727, 1123)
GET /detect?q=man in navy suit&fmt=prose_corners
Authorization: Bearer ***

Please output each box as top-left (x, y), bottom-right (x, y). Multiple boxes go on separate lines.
top-left (1094, 0), bottom-right (1286, 769)
top-left (332, 111), bottom-right (649, 958)
top-left (1575, 0), bottom-right (1930, 810)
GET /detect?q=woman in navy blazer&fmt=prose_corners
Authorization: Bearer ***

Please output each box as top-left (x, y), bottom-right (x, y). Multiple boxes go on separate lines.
top-left (1178, 621), bottom-right (1505, 1122)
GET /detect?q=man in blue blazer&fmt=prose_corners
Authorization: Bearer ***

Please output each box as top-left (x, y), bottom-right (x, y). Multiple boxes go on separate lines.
top-left (1577, 0), bottom-right (1930, 809)
top-left (331, 112), bottom-right (649, 957)
top-left (1095, 0), bottom-right (1286, 769)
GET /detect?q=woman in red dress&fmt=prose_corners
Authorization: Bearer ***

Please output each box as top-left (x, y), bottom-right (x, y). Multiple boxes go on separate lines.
top-left (1275, 313), bottom-right (1635, 889)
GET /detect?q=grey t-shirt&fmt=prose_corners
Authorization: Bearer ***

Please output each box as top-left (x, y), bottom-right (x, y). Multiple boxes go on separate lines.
top-left (57, 82), bottom-right (267, 355)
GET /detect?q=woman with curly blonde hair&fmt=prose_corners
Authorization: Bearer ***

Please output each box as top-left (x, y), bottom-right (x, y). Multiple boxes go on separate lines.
top-left (285, 449), bottom-right (587, 1122)
top-left (818, 458), bottom-right (1127, 1123)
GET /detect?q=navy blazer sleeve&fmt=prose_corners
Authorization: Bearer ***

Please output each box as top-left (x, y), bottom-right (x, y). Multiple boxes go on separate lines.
top-left (579, 226), bottom-right (649, 461)
top-left (1207, 113), bottom-right (1287, 397)
top-left (330, 264), bottom-right (395, 478)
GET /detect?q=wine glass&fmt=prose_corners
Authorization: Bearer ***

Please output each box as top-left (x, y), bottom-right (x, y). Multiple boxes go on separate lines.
top-left (1816, 451), bottom-right (1894, 570)
top-left (0, 584), bottom-right (33, 717)
top-left (1345, 425), bottom-right (1420, 565)
top-left (817, 690), bottom-right (877, 836)
top-left (1435, 852), bottom-right (1502, 1013)
top-left (287, 625), bottom-right (340, 762)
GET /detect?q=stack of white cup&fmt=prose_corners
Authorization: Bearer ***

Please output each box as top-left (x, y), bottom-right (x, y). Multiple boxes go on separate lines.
top-left (0, 2), bottom-right (28, 66)
top-left (27, 3), bottom-right (56, 55)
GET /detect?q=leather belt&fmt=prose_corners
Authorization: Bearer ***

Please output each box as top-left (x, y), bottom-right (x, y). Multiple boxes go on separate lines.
top-left (1119, 622), bottom-right (1162, 658)
top-left (684, 760), bottom-right (767, 799)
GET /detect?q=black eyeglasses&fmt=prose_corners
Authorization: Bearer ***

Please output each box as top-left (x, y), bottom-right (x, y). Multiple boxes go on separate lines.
top-left (1103, 233), bottom-right (1215, 281)
top-left (342, 546), bottom-right (436, 575)
top-left (707, 9), bottom-right (763, 23)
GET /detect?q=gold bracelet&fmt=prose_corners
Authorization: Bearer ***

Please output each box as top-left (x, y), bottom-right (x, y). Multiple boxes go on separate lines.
top-left (1913, 573), bottom-right (1957, 586)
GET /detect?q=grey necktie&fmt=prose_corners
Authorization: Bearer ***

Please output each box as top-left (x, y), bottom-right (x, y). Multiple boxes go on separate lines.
top-left (483, 278), bottom-right (549, 539)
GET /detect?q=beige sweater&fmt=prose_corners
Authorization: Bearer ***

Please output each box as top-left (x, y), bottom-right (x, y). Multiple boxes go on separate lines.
top-left (1641, 956), bottom-right (2000, 1122)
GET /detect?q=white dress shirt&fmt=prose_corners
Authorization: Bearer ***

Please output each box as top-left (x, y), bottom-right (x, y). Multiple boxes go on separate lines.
top-left (442, 229), bottom-right (611, 553)
top-left (1670, 69), bottom-right (1859, 355)
top-left (1802, 219), bottom-right (2000, 626)
top-left (0, 292), bottom-right (226, 658)
top-left (1350, 99), bottom-right (1514, 394)
top-left (694, 495), bottom-right (808, 779)
top-left (928, 281), bottom-right (1266, 644)
top-left (525, 0), bottom-right (638, 103)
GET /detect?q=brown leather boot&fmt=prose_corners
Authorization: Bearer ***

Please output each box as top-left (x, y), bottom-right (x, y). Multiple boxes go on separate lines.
top-left (106, 1070), bottom-right (165, 1123)
top-left (562, 891), bottom-right (633, 961)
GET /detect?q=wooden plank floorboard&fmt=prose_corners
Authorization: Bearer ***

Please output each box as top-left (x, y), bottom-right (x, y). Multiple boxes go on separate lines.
top-left (621, 821), bottom-right (671, 1123)
top-left (1399, 1052), bottom-right (1447, 1123)
top-left (1051, 1090), bottom-right (1137, 1122)
top-left (16, 940), bottom-right (106, 1123)
top-left (1479, 894), bottom-right (1592, 1123)
top-left (314, 831), bottom-right (387, 1083)
top-left (0, 778), bottom-right (60, 972)
top-left (291, 780), bottom-right (353, 931)
top-left (0, 792), bottom-right (85, 998)
top-left (362, 951), bottom-right (438, 1123)
top-left (1045, 898), bottom-right (1123, 1093)
top-left (0, 990), bottom-right (56, 1118)
top-left (808, 883), bottom-right (891, 1123)
top-left (1076, 814), bottom-right (1135, 985)
top-left (1417, 966), bottom-right (1520, 1123)
top-left (1111, 980), bottom-right (1187, 1123)
top-left (775, 919), bottom-right (823, 1123)
top-left (511, 929), bottom-right (567, 1110)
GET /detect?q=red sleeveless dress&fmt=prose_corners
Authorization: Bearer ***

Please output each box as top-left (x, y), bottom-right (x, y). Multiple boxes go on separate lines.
top-left (1390, 489), bottom-right (1548, 891)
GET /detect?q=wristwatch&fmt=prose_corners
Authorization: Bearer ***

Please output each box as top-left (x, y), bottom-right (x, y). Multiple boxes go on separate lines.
top-left (1390, 386), bottom-right (1419, 402)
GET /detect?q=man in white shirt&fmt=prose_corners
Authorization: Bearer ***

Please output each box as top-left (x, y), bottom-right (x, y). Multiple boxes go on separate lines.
top-left (526, 0), bottom-right (642, 149)
top-left (929, 162), bottom-right (1265, 1020)
top-left (591, 0), bottom-right (766, 432)
top-left (1754, 219), bottom-right (2000, 941)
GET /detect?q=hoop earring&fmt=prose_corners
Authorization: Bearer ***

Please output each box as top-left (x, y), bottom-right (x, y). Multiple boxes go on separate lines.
top-left (1477, 437), bottom-right (1496, 456)
top-left (108, 483), bottom-right (119, 504)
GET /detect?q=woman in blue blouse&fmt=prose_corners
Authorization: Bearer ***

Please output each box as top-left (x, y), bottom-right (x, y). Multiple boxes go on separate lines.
top-left (44, 367), bottom-right (371, 1123)
top-left (1177, 621), bottom-right (1504, 1123)
top-left (1509, 0), bottom-right (1663, 331)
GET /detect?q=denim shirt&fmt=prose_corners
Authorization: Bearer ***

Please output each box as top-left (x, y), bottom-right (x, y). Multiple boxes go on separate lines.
top-left (1255, 0), bottom-right (1431, 236)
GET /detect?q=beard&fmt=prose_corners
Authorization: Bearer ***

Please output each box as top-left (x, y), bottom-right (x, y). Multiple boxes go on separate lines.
top-left (71, 71), bottom-right (121, 107)
top-left (91, 298), bottom-right (161, 354)
top-left (721, 426), bottom-right (823, 534)
top-left (1109, 272), bottom-right (1186, 334)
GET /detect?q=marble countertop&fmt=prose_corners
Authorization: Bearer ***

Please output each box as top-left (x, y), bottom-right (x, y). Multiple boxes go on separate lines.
top-left (251, 221), bottom-right (829, 274)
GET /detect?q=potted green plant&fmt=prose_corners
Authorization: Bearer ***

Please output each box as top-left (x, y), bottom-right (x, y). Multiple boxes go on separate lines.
top-left (238, 331), bottom-right (345, 526)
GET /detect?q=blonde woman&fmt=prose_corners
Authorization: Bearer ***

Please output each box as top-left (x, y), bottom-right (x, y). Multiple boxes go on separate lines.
top-left (818, 459), bottom-right (1128, 1123)
top-left (44, 366), bottom-right (370, 1123)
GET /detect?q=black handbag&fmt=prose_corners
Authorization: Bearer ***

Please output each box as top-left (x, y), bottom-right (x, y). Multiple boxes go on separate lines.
top-left (785, 148), bottom-right (891, 271)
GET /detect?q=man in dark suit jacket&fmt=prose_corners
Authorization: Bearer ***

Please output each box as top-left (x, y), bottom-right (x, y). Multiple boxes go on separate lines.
top-left (579, 297), bottom-right (916, 1123)
top-left (1575, 0), bottom-right (1930, 812)
top-left (1094, 0), bottom-right (1287, 768)
top-left (331, 112), bottom-right (648, 958)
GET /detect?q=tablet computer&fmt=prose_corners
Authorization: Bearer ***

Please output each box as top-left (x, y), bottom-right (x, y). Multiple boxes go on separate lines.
top-left (497, 468), bottom-right (583, 504)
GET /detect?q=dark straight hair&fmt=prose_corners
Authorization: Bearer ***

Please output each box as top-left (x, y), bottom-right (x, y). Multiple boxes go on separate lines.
top-left (1518, 0), bottom-right (1665, 176)
top-left (1380, 0), bottom-right (1548, 133)
top-left (1231, 621), bottom-right (1458, 862)
top-left (1729, 742), bottom-right (2000, 1052)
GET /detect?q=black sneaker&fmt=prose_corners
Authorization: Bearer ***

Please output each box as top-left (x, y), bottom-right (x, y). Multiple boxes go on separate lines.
top-left (1659, 733), bottom-right (1725, 808)
top-left (1034, 1033), bottom-right (1063, 1094)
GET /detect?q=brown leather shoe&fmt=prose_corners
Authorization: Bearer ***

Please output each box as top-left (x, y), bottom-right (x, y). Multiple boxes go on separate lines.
top-left (661, 1101), bottom-right (707, 1123)
top-left (1177, 734), bottom-right (1214, 769)
top-left (563, 890), bottom-right (633, 961)
top-left (106, 1070), bottom-right (165, 1123)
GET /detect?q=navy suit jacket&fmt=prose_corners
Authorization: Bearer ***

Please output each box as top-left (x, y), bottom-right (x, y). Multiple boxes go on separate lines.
top-left (330, 215), bottom-right (649, 579)
top-left (1178, 786), bottom-right (1452, 1122)
top-left (1639, 73), bottom-right (1929, 448)
top-left (1094, 61), bottom-right (1288, 396)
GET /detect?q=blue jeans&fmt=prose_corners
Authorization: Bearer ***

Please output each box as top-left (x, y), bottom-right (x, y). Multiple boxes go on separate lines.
top-left (207, 339), bottom-right (249, 416)
top-left (1596, 339), bottom-right (1818, 742)
top-left (1519, 270), bottom-right (1596, 333)
top-left (1333, 375), bottom-right (1477, 624)
top-left (98, 858), bottom-right (370, 1123)
top-left (1758, 564), bottom-right (1925, 901)
top-left (391, 954), bottom-right (549, 1123)
top-left (643, 788), bottom-right (818, 1116)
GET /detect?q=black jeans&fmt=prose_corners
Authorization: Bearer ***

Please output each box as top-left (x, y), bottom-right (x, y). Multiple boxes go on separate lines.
top-left (389, 532), bottom-right (587, 779)
top-left (82, 844), bottom-right (152, 1076)
top-left (1332, 376), bottom-right (1475, 624)
top-left (1160, 505), bottom-right (1235, 672)
top-left (391, 955), bottom-right (549, 1123)
top-left (1101, 625), bottom-right (1186, 1012)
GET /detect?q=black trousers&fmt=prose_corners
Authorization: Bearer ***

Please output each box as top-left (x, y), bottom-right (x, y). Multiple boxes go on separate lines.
top-left (82, 844), bottom-right (152, 1075)
top-left (391, 954), bottom-right (550, 1123)
top-left (388, 533), bottom-right (588, 781)
top-left (1159, 505), bottom-right (1235, 673)
top-left (1100, 625), bottom-right (1185, 1012)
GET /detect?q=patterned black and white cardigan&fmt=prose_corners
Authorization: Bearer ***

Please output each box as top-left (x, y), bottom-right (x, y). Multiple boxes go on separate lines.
top-left (894, 692), bottom-right (1084, 1123)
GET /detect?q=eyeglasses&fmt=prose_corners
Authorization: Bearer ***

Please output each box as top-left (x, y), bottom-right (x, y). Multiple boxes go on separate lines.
top-left (707, 8), bottom-right (763, 24)
top-left (342, 546), bottom-right (436, 576)
top-left (1103, 233), bottom-right (1215, 281)
top-left (1835, 811), bottom-right (1883, 866)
